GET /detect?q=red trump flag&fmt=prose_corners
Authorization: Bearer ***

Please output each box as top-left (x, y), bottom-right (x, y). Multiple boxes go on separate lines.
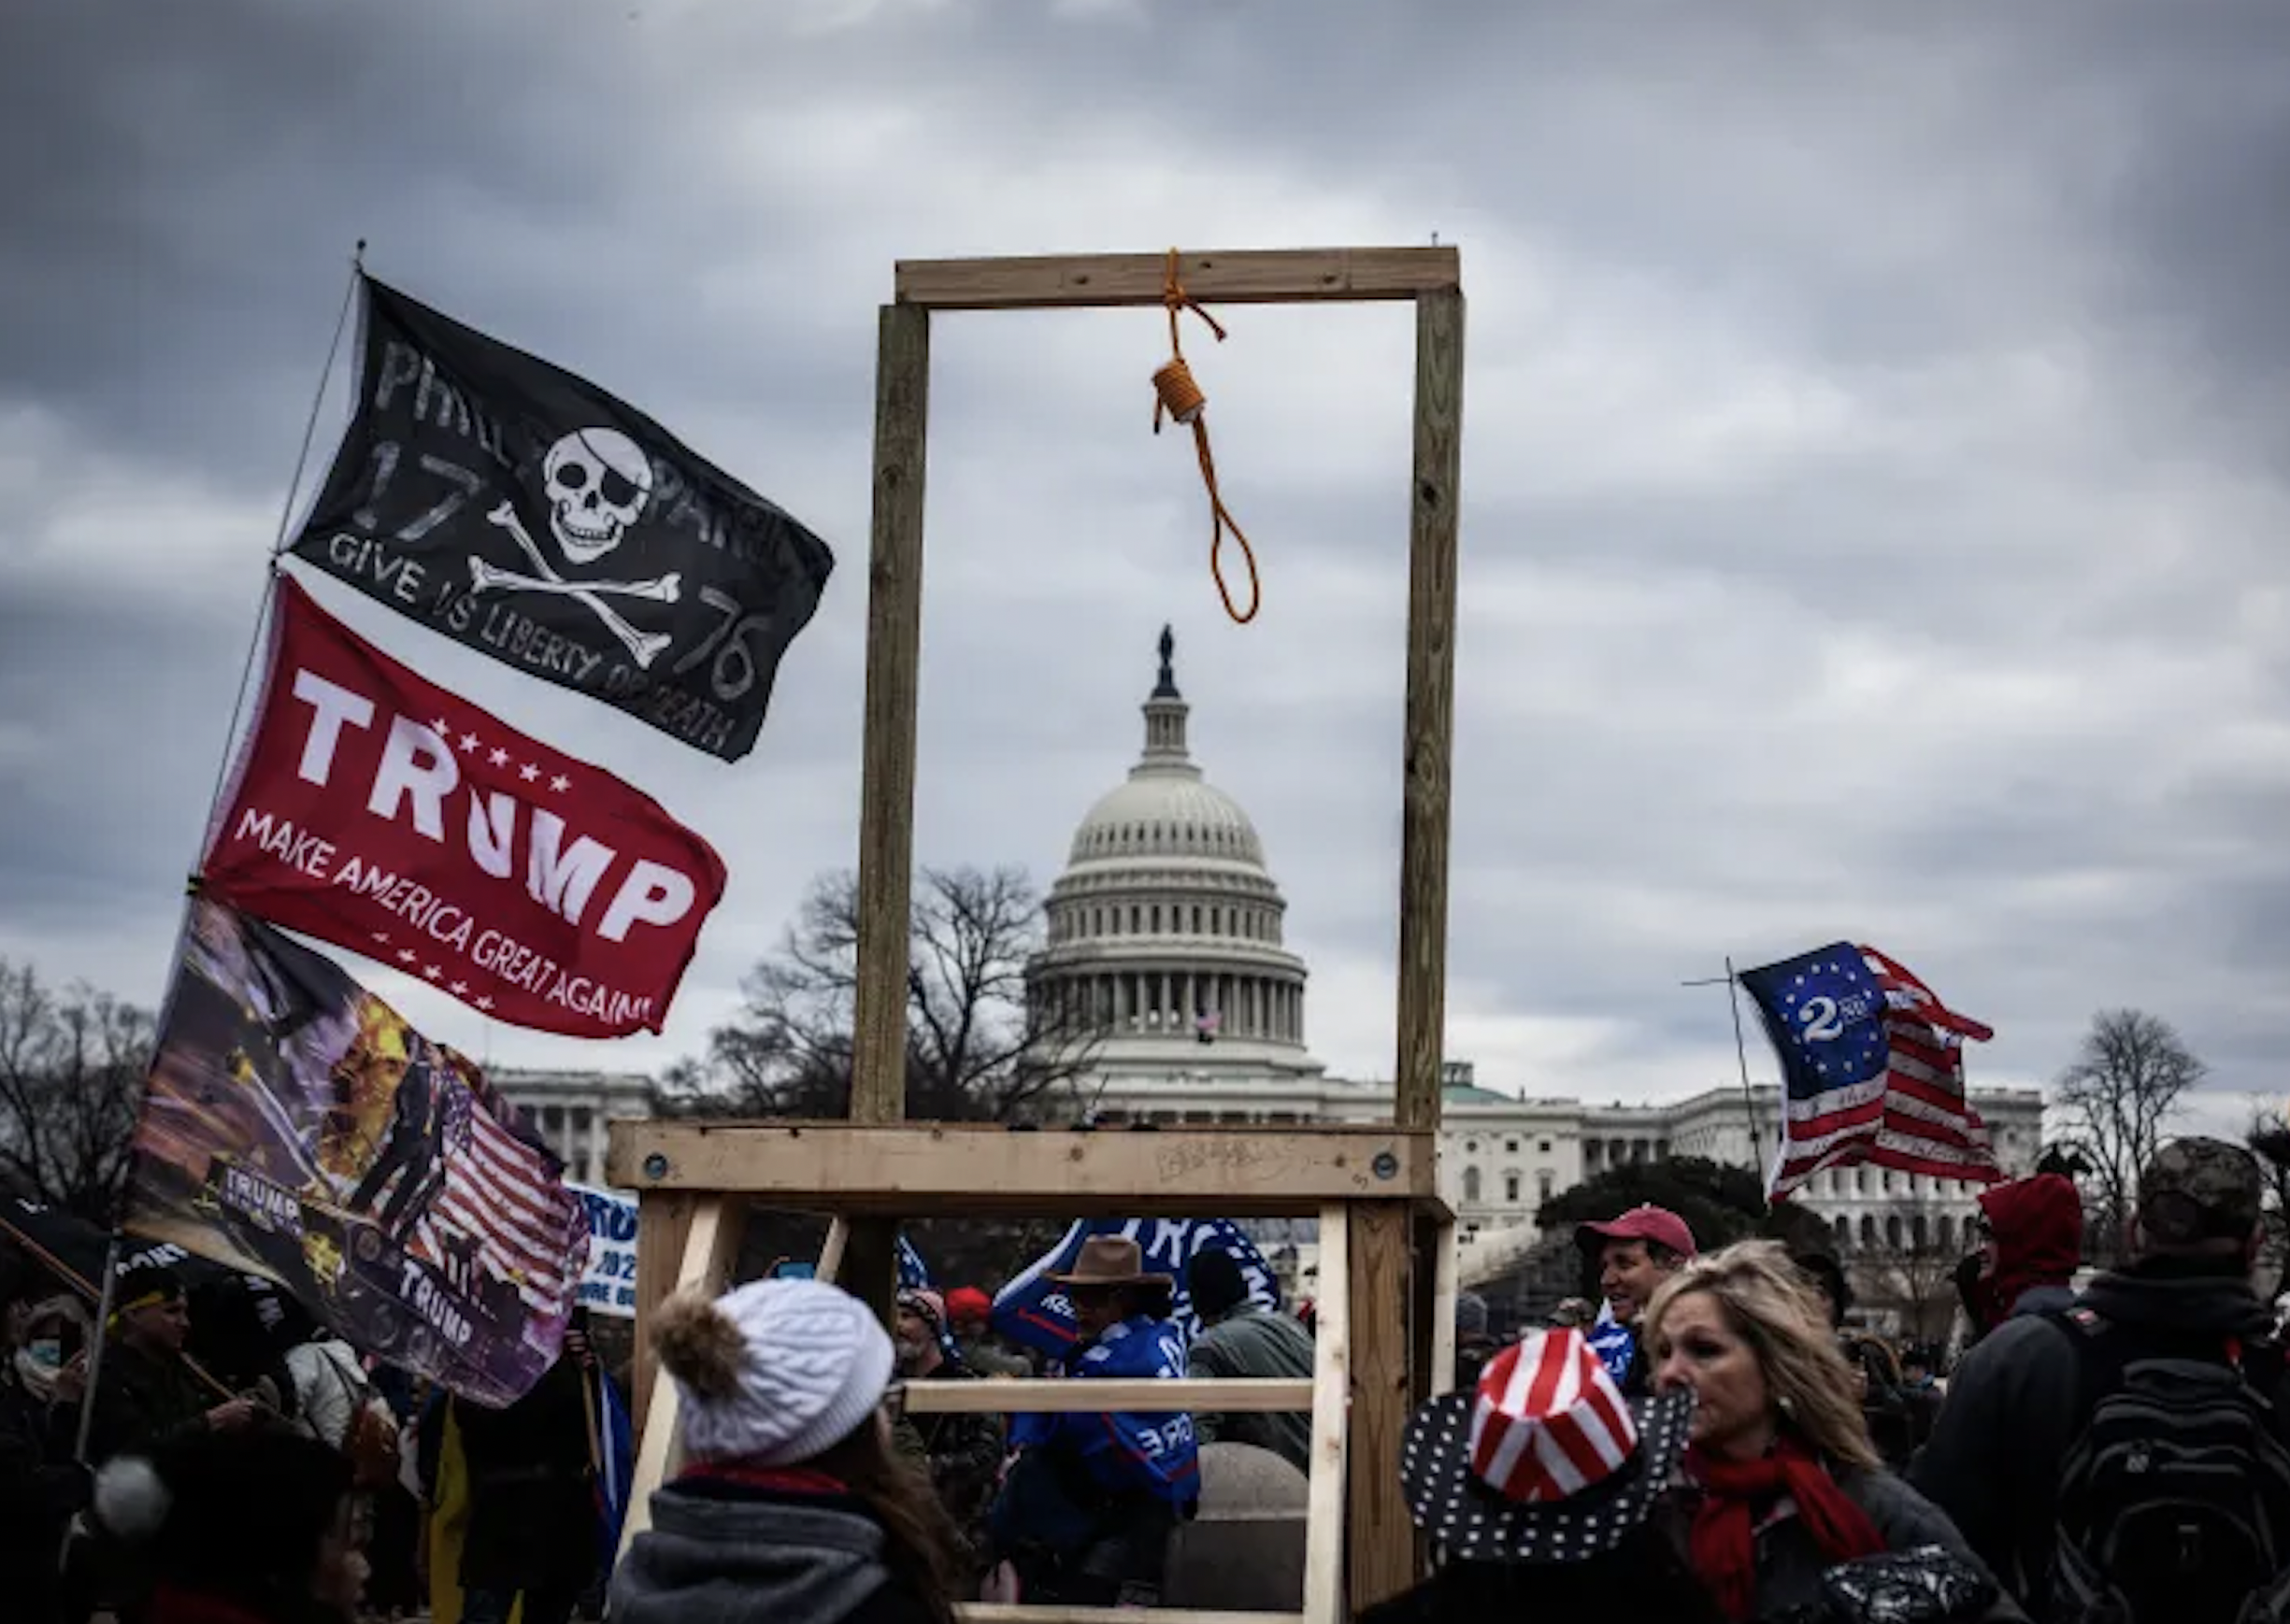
top-left (200, 574), bottom-right (727, 1037)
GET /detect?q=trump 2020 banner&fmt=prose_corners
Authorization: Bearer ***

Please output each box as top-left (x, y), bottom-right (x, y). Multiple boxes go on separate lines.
top-left (125, 901), bottom-right (590, 1405)
top-left (287, 275), bottom-right (835, 762)
top-left (200, 574), bottom-right (726, 1038)
top-left (570, 1183), bottom-right (638, 1319)
top-left (990, 1218), bottom-right (1281, 1360)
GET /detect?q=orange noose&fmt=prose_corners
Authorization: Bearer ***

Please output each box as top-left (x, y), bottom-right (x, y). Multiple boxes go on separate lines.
top-left (1151, 249), bottom-right (1261, 624)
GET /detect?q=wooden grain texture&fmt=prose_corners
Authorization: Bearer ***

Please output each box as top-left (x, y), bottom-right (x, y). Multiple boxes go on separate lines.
top-left (1394, 286), bottom-right (1465, 1134)
top-left (1302, 1204), bottom-right (1352, 1624)
top-left (852, 300), bottom-right (931, 1129)
top-left (628, 1190), bottom-right (694, 1438)
top-left (608, 1120), bottom-right (1435, 1214)
top-left (1347, 1202), bottom-right (1414, 1609)
top-left (905, 1376), bottom-right (1312, 1414)
top-left (895, 246), bottom-right (1460, 310)
top-left (842, 301), bottom-right (935, 1327)
top-left (1407, 1210), bottom-right (1449, 1414)
top-left (619, 1195), bottom-right (743, 1559)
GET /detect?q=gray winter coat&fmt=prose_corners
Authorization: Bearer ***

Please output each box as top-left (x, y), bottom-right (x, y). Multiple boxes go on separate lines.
top-left (1185, 1305), bottom-right (1315, 1473)
top-left (610, 1480), bottom-right (941, 1624)
top-left (1909, 1257), bottom-right (2280, 1615)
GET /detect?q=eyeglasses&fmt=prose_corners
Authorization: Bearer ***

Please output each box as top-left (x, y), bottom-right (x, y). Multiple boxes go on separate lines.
top-left (880, 1381), bottom-right (908, 1424)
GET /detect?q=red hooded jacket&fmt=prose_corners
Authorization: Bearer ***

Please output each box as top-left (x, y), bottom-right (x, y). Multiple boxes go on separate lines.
top-left (1972, 1173), bottom-right (2083, 1331)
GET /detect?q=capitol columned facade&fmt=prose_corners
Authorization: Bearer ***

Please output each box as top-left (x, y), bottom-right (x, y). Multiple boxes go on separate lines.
top-left (1027, 629), bottom-right (2047, 1303)
top-left (503, 627), bottom-right (2047, 1323)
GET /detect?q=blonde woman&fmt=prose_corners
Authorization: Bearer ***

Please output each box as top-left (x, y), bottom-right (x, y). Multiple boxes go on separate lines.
top-left (1645, 1241), bottom-right (2021, 1623)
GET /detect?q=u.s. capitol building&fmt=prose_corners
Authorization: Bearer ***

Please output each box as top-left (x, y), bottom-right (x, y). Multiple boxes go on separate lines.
top-left (503, 628), bottom-right (2044, 1325)
top-left (1024, 629), bottom-right (2045, 1304)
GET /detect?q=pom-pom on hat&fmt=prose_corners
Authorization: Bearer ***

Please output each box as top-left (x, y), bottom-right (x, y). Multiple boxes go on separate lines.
top-left (92, 1428), bottom-right (354, 1598)
top-left (654, 1277), bottom-right (895, 1467)
top-left (1398, 1327), bottom-right (1691, 1563)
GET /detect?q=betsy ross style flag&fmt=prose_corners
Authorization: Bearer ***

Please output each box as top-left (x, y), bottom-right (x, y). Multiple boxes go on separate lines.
top-left (1738, 942), bottom-right (2002, 1202)
top-left (288, 275), bottom-right (834, 762)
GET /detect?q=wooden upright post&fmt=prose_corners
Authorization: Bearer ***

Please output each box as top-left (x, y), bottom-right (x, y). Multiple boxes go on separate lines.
top-left (845, 300), bottom-right (933, 1323)
top-left (1347, 1202), bottom-right (1414, 1610)
top-left (1394, 286), bottom-right (1464, 1135)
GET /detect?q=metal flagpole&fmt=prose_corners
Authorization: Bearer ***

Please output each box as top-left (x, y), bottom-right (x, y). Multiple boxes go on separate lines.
top-left (73, 1234), bottom-right (124, 1462)
top-left (103, 244), bottom-right (368, 1463)
top-left (190, 238), bottom-right (367, 872)
top-left (1682, 960), bottom-right (1770, 1192)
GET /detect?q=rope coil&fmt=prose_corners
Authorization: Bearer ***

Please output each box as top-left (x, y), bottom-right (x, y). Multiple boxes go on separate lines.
top-left (1152, 249), bottom-right (1259, 624)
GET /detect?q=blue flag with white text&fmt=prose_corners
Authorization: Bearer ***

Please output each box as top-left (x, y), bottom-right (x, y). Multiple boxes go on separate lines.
top-left (990, 1218), bottom-right (1281, 1360)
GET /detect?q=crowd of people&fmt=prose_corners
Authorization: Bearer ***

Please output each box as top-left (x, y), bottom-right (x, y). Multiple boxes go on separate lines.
top-left (7, 1133), bottom-right (2289, 1624)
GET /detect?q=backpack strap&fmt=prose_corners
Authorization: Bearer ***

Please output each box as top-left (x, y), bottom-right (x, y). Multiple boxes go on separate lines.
top-left (2045, 1305), bottom-right (2124, 1432)
top-left (2047, 1305), bottom-right (2288, 1431)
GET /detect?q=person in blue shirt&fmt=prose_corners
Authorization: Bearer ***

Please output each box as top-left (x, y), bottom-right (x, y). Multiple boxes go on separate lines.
top-left (989, 1236), bottom-right (1198, 1606)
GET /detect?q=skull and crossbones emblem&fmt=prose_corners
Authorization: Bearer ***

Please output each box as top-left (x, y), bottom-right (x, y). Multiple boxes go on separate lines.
top-left (469, 427), bottom-right (682, 668)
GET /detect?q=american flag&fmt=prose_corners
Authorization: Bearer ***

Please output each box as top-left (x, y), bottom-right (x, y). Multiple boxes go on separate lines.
top-left (408, 1054), bottom-right (589, 1317)
top-left (1737, 942), bottom-right (2003, 1202)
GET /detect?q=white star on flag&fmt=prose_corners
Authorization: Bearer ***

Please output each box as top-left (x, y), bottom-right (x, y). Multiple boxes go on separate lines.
top-left (371, 932), bottom-right (391, 945)
top-left (488, 748), bottom-right (508, 767)
top-left (423, 964), bottom-right (442, 980)
top-left (430, 718), bottom-right (451, 736)
top-left (519, 763), bottom-right (540, 782)
top-left (549, 775), bottom-right (570, 793)
top-left (477, 996), bottom-right (495, 1011)
top-left (459, 733), bottom-right (479, 753)
top-left (450, 981), bottom-right (467, 996)
top-left (397, 948), bottom-right (416, 964)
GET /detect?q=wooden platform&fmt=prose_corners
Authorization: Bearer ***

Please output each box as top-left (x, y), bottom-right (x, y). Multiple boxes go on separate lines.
top-left (608, 1121), bottom-right (1436, 1215)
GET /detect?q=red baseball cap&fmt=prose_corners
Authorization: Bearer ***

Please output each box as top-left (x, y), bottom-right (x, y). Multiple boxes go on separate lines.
top-left (1574, 1204), bottom-right (1697, 1260)
top-left (943, 1286), bottom-right (993, 1326)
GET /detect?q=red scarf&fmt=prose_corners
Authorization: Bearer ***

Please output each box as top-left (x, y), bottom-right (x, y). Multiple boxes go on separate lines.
top-left (145, 1589), bottom-right (308, 1624)
top-left (680, 1461), bottom-right (851, 1496)
top-left (1686, 1436), bottom-right (1885, 1622)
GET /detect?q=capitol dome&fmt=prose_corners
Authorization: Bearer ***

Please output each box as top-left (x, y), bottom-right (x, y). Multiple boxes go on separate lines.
top-left (1032, 627), bottom-right (1320, 1083)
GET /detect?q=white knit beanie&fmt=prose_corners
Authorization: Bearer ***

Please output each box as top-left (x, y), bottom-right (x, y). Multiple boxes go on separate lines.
top-left (653, 1278), bottom-right (895, 1467)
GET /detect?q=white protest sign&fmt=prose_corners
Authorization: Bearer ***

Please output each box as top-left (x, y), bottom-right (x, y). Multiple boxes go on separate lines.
top-left (571, 1182), bottom-right (639, 1318)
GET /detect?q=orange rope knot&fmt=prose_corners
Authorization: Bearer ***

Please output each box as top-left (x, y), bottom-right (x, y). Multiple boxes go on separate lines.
top-left (1151, 248), bottom-right (1260, 624)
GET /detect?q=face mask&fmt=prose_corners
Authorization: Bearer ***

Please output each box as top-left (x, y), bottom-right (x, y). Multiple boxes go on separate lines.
top-left (25, 1339), bottom-right (62, 1372)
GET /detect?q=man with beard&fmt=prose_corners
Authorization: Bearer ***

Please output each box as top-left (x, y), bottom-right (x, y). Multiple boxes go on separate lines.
top-left (892, 1288), bottom-right (1005, 1583)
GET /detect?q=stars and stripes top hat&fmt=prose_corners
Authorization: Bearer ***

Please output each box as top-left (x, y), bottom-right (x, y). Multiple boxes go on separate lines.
top-left (1397, 1327), bottom-right (1692, 1563)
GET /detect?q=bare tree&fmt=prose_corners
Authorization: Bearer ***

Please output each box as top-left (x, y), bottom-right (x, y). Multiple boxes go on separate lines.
top-left (0, 960), bottom-right (154, 1221)
top-left (2055, 1008), bottom-right (2205, 1262)
top-left (666, 864), bottom-right (1097, 1123)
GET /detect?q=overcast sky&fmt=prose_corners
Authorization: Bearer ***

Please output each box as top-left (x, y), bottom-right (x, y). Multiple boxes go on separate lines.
top-left (5, 1), bottom-right (2286, 1137)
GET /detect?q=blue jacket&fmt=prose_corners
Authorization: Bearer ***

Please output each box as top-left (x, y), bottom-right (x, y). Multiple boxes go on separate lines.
top-left (1010, 1316), bottom-right (1199, 1506)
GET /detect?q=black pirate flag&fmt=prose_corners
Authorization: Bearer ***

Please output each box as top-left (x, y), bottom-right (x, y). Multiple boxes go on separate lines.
top-left (287, 276), bottom-right (835, 762)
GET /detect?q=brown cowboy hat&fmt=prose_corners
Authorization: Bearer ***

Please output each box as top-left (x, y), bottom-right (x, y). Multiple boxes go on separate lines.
top-left (1047, 1235), bottom-right (1174, 1290)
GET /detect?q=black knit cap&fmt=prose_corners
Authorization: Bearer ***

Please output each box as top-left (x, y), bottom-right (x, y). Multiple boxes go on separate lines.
top-left (114, 1263), bottom-right (187, 1312)
top-left (1186, 1246), bottom-right (1251, 1321)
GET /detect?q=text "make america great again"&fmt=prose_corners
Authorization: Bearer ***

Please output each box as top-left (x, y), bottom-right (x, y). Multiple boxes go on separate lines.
top-left (199, 575), bottom-right (728, 1038)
